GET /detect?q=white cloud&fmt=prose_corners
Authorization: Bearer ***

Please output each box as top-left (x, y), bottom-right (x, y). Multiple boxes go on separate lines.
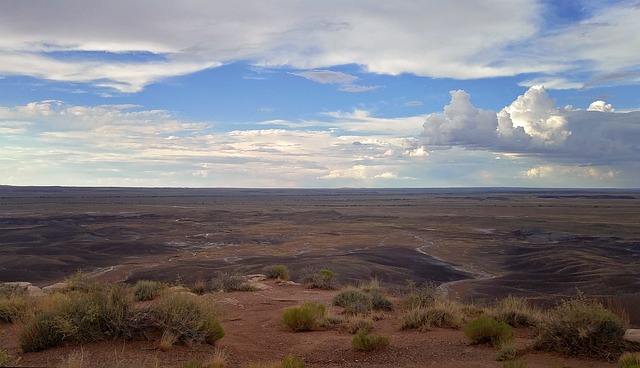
top-left (290, 70), bottom-right (357, 84)
top-left (421, 85), bottom-right (640, 166)
top-left (0, 100), bottom-right (430, 187)
top-left (587, 100), bottom-right (614, 112)
top-left (0, 0), bottom-right (546, 92)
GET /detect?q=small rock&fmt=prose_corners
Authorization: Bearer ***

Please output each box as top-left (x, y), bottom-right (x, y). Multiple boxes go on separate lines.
top-left (246, 274), bottom-right (267, 282)
top-left (624, 329), bottom-right (640, 343)
top-left (27, 285), bottom-right (46, 297)
top-left (2, 281), bottom-right (32, 290)
top-left (42, 282), bottom-right (67, 293)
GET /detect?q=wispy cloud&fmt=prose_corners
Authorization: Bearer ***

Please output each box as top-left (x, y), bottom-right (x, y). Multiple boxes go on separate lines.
top-left (8, 1), bottom-right (639, 92)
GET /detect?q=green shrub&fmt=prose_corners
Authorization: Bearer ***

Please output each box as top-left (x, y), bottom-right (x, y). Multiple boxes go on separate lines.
top-left (281, 354), bottom-right (305, 368)
top-left (154, 292), bottom-right (225, 345)
top-left (282, 302), bottom-right (326, 332)
top-left (534, 293), bottom-right (627, 360)
top-left (333, 288), bottom-right (372, 314)
top-left (0, 294), bottom-right (28, 322)
top-left (0, 349), bottom-right (20, 367)
top-left (619, 352), bottom-right (640, 368)
top-left (493, 296), bottom-right (541, 327)
top-left (264, 265), bottom-right (290, 281)
top-left (302, 268), bottom-right (335, 290)
top-left (351, 330), bottom-right (389, 351)
top-left (370, 290), bottom-right (394, 311)
top-left (133, 280), bottom-right (167, 301)
top-left (464, 317), bottom-right (514, 346)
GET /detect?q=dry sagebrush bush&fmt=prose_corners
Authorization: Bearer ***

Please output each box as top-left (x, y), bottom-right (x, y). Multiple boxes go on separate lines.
top-left (263, 265), bottom-right (290, 281)
top-left (534, 293), bottom-right (627, 360)
top-left (401, 298), bottom-right (464, 331)
top-left (20, 284), bottom-right (132, 352)
top-left (154, 292), bottom-right (225, 345)
top-left (492, 295), bottom-right (542, 328)
top-left (0, 294), bottom-right (28, 323)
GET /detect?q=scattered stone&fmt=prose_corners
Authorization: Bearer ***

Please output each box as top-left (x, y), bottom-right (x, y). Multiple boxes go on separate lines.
top-left (168, 286), bottom-right (197, 296)
top-left (42, 282), bottom-right (67, 293)
top-left (27, 285), bottom-right (46, 297)
top-left (4, 281), bottom-right (33, 288)
top-left (279, 281), bottom-right (301, 286)
top-left (624, 329), bottom-right (640, 344)
top-left (246, 274), bottom-right (267, 282)
top-left (249, 282), bottom-right (270, 291)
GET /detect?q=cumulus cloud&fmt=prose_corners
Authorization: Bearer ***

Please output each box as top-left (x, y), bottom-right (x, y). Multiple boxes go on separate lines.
top-left (421, 85), bottom-right (640, 165)
top-left (587, 100), bottom-right (614, 112)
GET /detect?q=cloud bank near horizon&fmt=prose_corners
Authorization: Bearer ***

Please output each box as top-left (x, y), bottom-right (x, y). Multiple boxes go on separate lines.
top-left (2, 86), bottom-right (638, 187)
top-left (1, 1), bottom-right (639, 92)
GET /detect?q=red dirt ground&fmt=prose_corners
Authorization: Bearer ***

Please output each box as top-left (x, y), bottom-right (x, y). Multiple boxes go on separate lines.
top-left (0, 279), bottom-right (622, 368)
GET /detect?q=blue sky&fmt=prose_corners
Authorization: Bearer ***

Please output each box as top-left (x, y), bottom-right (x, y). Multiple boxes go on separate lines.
top-left (1, 0), bottom-right (639, 188)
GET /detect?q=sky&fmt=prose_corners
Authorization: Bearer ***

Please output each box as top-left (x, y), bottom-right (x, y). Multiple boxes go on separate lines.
top-left (1, 0), bottom-right (639, 188)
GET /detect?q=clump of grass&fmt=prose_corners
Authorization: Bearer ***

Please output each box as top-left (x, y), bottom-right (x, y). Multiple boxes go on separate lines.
top-left (210, 349), bottom-right (229, 368)
top-left (503, 362), bottom-right (527, 368)
top-left (241, 355), bottom-right (305, 368)
top-left (20, 311), bottom-right (63, 352)
top-left (401, 298), bottom-right (464, 331)
top-left (492, 296), bottom-right (541, 327)
top-left (370, 290), bottom-right (394, 311)
top-left (301, 268), bottom-right (335, 290)
top-left (340, 314), bottom-right (374, 334)
top-left (181, 360), bottom-right (208, 368)
top-left (62, 271), bottom-right (101, 293)
top-left (133, 280), bottom-right (167, 301)
top-left (264, 265), bottom-right (290, 281)
top-left (618, 352), bottom-right (640, 368)
top-left (464, 316), bottom-right (514, 347)
top-left (534, 292), bottom-right (627, 360)
top-left (191, 280), bottom-right (208, 295)
top-left (281, 354), bottom-right (305, 368)
top-left (153, 292), bottom-right (225, 345)
top-left (0, 349), bottom-right (21, 367)
top-left (0, 294), bottom-right (28, 322)
top-left (351, 330), bottom-right (389, 352)
top-left (333, 287), bottom-right (372, 314)
top-left (403, 281), bottom-right (438, 309)
top-left (332, 282), bottom-right (394, 315)
top-left (282, 302), bottom-right (326, 332)
top-left (211, 273), bottom-right (257, 292)
top-left (159, 330), bottom-right (178, 351)
top-left (59, 349), bottom-right (85, 368)
top-left (495, 342), bottom-right (517, 361)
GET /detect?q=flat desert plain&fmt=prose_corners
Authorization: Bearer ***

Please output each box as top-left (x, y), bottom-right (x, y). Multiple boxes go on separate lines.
top-left (1, 186), bottom-right (639, 325)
